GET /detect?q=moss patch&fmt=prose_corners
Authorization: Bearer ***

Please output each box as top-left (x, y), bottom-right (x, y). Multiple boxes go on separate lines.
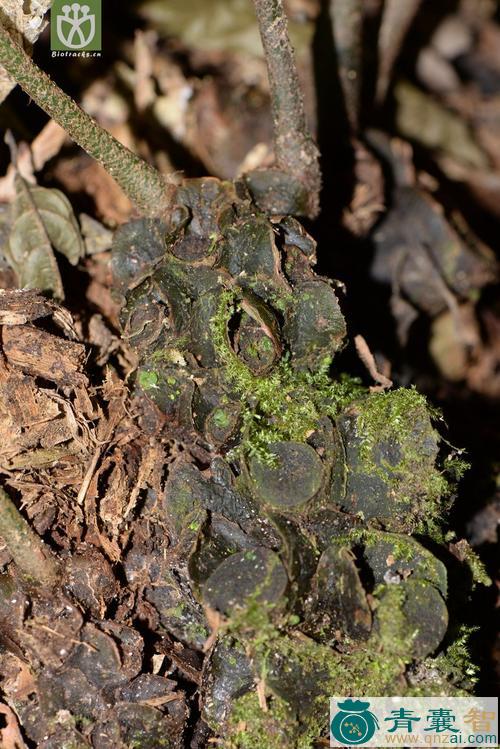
top-left (351, 387), bottom-right (450, 526)
top-left (137, 370), bottom-right (159, 390)
top-left (225, 692), bottom-right (300, 749)
top-left (211, 290), bottom-right (363, 464)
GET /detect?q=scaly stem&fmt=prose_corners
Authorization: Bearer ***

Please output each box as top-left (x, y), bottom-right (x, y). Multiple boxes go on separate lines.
top-left (252, 0), bottom-right (321, 217)
top-left (0, 486), bottom-right (59, 586)
top-left (0, 21), bottom-right (173, 217)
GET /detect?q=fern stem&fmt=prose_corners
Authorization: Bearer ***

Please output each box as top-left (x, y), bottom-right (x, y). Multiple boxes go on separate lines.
top-left (0, 22), bottom-right (173, 217)
top-left (252, 0), bottom-right (321, 217)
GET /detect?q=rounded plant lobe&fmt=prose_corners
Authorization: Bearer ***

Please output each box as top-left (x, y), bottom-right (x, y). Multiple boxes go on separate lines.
top-left (110, 177), bottom-right (464, 747)
top-left (248, 441), bottom-right (324, 509)
top-left (303, 545), bottom-right (372, 641)
top-left (202, 548), bottom-right (288, 616)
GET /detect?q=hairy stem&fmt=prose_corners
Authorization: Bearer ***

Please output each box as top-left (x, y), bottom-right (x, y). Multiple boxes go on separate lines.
top-left (0, 486), bottom-right (59, 586)
top-left (0, 21), bottom-right (173, 217)
top-left (252, 0), bottom-right (321, 217)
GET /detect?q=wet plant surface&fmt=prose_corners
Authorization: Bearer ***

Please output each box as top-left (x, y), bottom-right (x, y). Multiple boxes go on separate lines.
top-left (0, 1), bottom-right (498, 747)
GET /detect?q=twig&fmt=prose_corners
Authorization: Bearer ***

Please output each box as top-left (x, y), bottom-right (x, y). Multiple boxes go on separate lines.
top-left (376, 0), bottom-right (422, 104)
top-left (202, 606), bottom-right (224, 653)
top-left (256, 679), bottom-right (268, 712)
top-left (0, 21), bottom-right (173, 217)
top-left (354, 334), bottom-right (393, 389)
top-left (252, 0), bottom-right (321, 216)
top-left (330, 0), bottom-right (363, 131)
top-left (0, 486), bottom-right (59, 586)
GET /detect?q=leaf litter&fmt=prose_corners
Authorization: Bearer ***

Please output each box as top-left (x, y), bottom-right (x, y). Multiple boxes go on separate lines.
top-left (0, 1), bottom-right (498, 747)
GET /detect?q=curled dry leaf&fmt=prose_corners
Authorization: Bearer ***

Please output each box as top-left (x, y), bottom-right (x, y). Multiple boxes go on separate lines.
top-left (51, 155), bottom-right (134, 225)
top-left (80, 213), bottom-right (114, 255)
top-left (376, 0), bottom-right (422, 103)
top-left (342, 139), bottom-right (385, 237)
top-left (429, 304), bottom-right (481, 382)
top-left (0, 121), bottom-right (68, 203)
top-left (30, 120), bottom-right (68, 172)
top-left (330, 0), bottom-right (363, 130)
top-left (6, 175), bottom-right (85, 299)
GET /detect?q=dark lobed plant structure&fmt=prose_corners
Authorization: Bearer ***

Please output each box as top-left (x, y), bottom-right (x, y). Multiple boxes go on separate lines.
top-left (0, 1), bottom-right (487, 747)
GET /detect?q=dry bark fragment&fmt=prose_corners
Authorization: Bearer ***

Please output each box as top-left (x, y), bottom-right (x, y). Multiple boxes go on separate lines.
top-left (0, 289), bottom-right (53, 325)
top-left (2, 325), bottom-right (87, 386)
top-left (0, 486), bottom-right (59, 585)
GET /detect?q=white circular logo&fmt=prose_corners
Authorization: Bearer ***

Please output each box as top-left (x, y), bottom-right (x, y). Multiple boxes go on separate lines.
top-left (56, 3), bottom-right (96, 49)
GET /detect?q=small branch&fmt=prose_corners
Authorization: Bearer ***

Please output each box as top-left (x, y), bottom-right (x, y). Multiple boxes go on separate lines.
top-left (0, 486), bottom-right (59, 586)
top-left (252, 0), bottom-right (321, 217)
top-left (354, 334), bottom-right (393, 390)
top-left (330, 0), bottom-right (363, 132)
top-left (0, 22), bottom-right (173, 217)
top-left (376, 0), bottom-right (422, 104)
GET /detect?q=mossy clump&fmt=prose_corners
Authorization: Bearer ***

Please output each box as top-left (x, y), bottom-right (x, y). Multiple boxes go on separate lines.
top-left (111, 176), bottom-right (475, 748)
top-left (211, 288), bottom-right (363, 464)
top-left (225, 692), bottom-right (300, 749)
top-left (336, 388), bottom-right (453, 532)
top-left (356, 387), bottom-right (447, 502)
top-left (222, 562), bottom-right (476, 745)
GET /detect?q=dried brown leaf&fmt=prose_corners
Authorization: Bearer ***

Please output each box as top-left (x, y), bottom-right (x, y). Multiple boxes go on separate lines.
top-left (0, 122), bottom-right (68, 203)
top-left (6, 176), bottom-right (85, 299)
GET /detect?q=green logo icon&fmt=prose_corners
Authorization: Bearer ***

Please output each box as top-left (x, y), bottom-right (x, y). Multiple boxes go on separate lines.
top-left (51, 1), bottom-right (101, 51)
top-left (331, 699), bottom-right (379, 745)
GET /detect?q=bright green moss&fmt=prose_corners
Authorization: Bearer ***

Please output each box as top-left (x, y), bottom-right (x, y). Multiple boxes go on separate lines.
top-left (225, 692), bottom-right (300, 749)
top-left (137, 370), bottom-right (159, 390)
top-left (222, 574), bottom-right (464, 747)
top-left (406, 626), bottom-right (478, 696)
top-left (433, 625), bottom-right (479, 687)
top-left (355, 388), bottom-right (441, 477)
top-left (454, 541), bottom-right (492, 587)
top-left (211, 290), bottom-right (364, 464)
top-left (213, 408), bottom-right (231, 428)
top-left (352, 387), bottom-right (450, 525)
